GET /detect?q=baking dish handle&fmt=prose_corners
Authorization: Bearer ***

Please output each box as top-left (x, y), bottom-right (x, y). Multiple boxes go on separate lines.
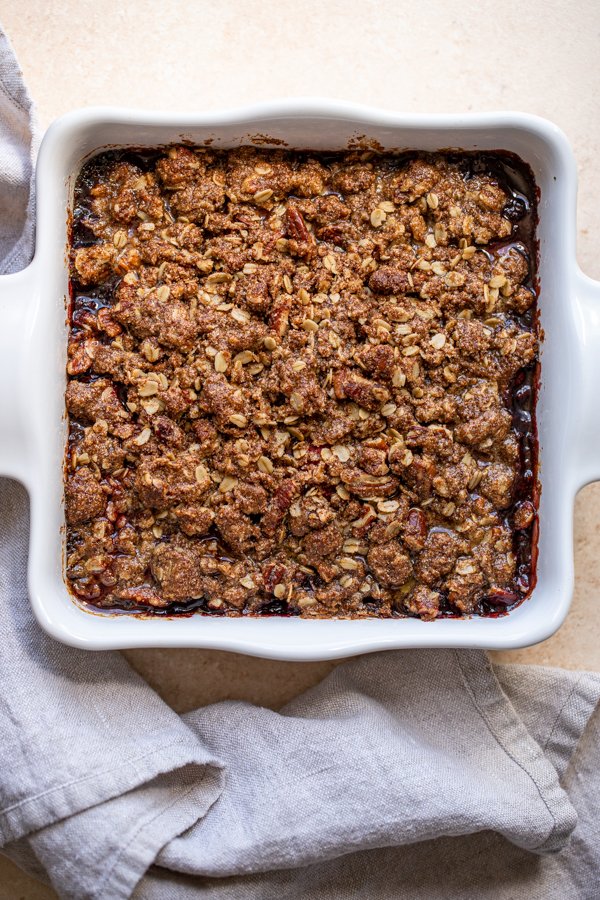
top-left (0, 265), bottom-right (34, 485)
top-left (575, 269), bottom-right (600, 489)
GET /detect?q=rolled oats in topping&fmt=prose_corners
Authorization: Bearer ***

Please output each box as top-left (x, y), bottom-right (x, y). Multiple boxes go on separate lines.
top-left (65, 147), bottom-right (539, 620)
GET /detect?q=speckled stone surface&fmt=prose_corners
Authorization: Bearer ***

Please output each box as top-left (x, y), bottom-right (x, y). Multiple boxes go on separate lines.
top-left (1, 1), bottom-right (599, 895)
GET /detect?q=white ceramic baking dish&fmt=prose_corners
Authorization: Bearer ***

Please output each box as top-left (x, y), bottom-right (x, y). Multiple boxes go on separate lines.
top-left (1, 101), bottom-right (598, 660)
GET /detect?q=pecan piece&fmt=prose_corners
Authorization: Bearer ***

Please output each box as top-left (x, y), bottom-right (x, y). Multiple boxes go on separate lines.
top-left (261, 562), bottom-right (287, 593)
top-left (97, 307), bottom-right (122, 337)
top-left (66, 338), bottom-right (93, 375)
top-left (402, 508), bottom-right (428, 551)
top-left (285, 204), bottom-right (311, 243)
top-left (270, 295), bottom-right (291, 337)
top-left (340, 468), bottom-right (398, 499)
top-left (402, 585), bottom-right (441, 620)
top-left (71, 308), bottom-right (99, 331)
top-left (114, 585), bottom-right (168, 608)
top-left (513, 500), bottom-right (535, 530)
top-left (332, 368), bottom-right (390, 411)
top-left (262, 479), bottom-right (300, 536)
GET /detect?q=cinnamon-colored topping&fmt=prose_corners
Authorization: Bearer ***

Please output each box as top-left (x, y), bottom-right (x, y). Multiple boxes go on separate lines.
top-left (65, 147), bottom-right (538, 619)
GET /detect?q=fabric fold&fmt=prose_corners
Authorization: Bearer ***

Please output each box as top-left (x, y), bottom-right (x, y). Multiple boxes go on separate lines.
top-left (0, 481), bottom-right (224, 852)
top-left (156, 650), bottom-right (584, 881)
top-left (453, 651), bottom-right (577, 853)
top-left (494, 662), bottom-right (600, 777)
top-left (27, 765), bottom-right (224, 900)
top-left (0, 28), bottom-right (37, 274)
top-left (135, 661), bottom-right (600, 900)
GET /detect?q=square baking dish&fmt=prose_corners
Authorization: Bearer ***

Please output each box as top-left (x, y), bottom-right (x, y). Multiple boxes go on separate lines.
top-left (1, 101), bottom-right (598, 659)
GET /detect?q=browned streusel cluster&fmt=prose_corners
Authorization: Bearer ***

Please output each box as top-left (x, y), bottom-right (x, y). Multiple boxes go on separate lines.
top-left (65, 146), bottom-right (538, 620)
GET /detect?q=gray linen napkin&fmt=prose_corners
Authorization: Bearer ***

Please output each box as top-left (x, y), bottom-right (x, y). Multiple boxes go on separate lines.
top-left (0, 29), bottom-right (36, 274)
top-left (2, 25), bottom-right (600, 900)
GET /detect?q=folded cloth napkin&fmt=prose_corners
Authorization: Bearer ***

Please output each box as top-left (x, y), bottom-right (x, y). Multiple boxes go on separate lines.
top-left (2, 25), bottom-right (600, 900)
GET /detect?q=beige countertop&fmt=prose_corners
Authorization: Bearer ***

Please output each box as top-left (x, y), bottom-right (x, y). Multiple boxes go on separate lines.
top-left (1, 0), bottom-right (600, 895)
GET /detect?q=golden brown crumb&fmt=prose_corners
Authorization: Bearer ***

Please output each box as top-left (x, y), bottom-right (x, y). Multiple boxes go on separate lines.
top-left (65, 147), bottom-right (538, 619)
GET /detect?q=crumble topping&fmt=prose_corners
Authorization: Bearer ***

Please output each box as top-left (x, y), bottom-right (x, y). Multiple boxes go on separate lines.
top-left (65, 146), bottom-right (538, 619)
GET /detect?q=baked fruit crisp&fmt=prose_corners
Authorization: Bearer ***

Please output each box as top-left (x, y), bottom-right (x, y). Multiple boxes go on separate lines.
top-left (65, 146), bottom-right (539, 619)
